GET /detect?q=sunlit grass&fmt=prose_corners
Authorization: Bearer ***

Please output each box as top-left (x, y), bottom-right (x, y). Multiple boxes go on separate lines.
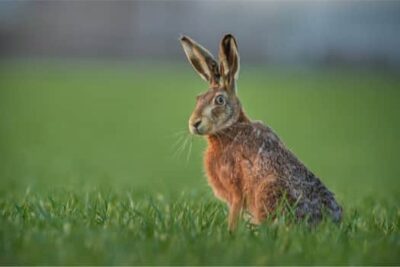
top-left (0, 189), bottom-right (398, 265)
top-left (0, 60), bottom-right (399, 264)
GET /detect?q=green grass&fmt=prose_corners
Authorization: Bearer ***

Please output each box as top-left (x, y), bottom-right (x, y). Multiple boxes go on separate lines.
top-left (0, 60), bottom-right (399, 265)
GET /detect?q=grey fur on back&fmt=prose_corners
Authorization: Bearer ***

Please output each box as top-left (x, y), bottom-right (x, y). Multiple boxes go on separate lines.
top-left (219, 121), bottom-right (343, 223)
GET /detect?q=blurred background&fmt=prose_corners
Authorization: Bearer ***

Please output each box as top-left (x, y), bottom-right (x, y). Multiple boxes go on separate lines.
top-left (0, 1), bottom-right (399, 201)
top-left (1, 1), bottom-right (400, 66)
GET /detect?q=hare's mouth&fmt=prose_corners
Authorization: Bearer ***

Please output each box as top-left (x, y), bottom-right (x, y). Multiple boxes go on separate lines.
top-left (189, 125), bottom-right (204, 135)
top-left (189, 119), bottom-right (205, 135)
top-left (189, 123), bottom-right (211, 135)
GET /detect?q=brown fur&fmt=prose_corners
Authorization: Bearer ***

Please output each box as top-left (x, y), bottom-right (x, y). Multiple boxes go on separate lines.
top-left (180, 34), bottom-right (342, 231)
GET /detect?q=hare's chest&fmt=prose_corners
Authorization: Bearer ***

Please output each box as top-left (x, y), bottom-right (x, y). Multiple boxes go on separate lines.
top-left (205, 146), bottom-right (236, 174)
top-left (203, 147), bottom-right (240, 200)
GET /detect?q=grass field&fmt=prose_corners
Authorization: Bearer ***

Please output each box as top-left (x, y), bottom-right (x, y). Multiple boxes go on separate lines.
top-left (0, 60), bottom-right (399, 265)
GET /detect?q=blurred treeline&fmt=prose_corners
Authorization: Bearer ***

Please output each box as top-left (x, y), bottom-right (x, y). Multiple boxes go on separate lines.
top-left (1, 1), bottom-right (400, 69)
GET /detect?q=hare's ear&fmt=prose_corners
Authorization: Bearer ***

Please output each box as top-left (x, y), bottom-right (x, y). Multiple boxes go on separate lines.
top-left (180, 35), bottom-right (220, 86)
top-left (219, 34), bottom-right (240, 92)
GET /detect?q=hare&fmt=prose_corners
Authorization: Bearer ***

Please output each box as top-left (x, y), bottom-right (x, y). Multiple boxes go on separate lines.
top-left (180, 34), bottom-right (342, 231)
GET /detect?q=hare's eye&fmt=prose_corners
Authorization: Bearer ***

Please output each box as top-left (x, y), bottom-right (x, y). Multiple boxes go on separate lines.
top-left (215, 95), bottom-right (225, 105)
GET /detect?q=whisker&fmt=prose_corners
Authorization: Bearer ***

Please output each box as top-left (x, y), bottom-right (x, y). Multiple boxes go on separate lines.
top-left (174, 134), bottom-right (190, 159)
top-left (172, 133), bottom-right (187, 159)
top-left (169, 129), bottom-right (188, 137)
top-left (165, 129), bottom-right (188, 147)
top-left (185, 135), bottom-right (193, 163)
top-left (171, 134), bottom-right (186, 153)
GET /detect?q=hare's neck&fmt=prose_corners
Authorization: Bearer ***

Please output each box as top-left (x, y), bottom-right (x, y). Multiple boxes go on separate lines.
top-left (207, 109), bottom-right (250, 148)
top-left (235, 109), bottom-right (250, 125)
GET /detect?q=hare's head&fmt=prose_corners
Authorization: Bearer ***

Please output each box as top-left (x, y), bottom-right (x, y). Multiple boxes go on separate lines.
top-left (180, 34), bottom-right (241, 135)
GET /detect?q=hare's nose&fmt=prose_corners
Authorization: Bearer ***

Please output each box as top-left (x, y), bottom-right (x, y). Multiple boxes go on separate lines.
top-left (192, 120), bottom-right (202, 130)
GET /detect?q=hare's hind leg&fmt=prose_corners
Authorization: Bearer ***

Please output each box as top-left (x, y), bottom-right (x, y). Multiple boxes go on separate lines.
top-left (251, 175), bottom-right (281, 224)
top-left (323, 195), bottom-right (343, 222)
